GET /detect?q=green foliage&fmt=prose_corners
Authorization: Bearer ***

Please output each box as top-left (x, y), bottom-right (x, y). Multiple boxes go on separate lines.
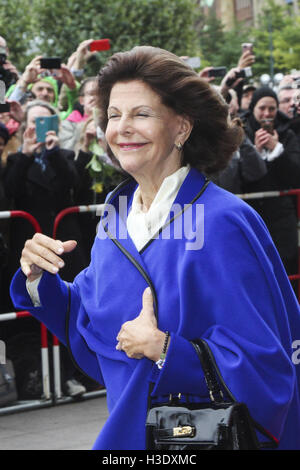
top-left (198, 10), bottom-right (251, 70)
top-left (2, 0), bottom-right (200, 75)
top-left (198, 0), bottom-right (300, 80)
top-left (250, 0), bottom-right (300, 76)
top-left (0, 0), bottom-right (36, 71)
top-left (1, 0), bottom-right (299, 80)
top-left (273, 16), bottom-right (300, 71)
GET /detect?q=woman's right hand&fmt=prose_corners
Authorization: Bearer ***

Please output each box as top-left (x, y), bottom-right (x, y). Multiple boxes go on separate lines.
top-left (20, 233), bottom-right (77, 281)
top-left (22, 126), bottom-right (43, 156)
top-left (18, 55), bottom-right (43, 90)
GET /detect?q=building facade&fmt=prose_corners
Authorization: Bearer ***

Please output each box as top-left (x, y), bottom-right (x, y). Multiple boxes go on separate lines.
top-left (203, 0), bottom-right (299, 29)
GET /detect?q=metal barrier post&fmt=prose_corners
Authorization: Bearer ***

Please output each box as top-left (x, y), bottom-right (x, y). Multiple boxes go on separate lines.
top-left (0, 210), bottom-right (52, 415)
top-left (52, 204), bottom-right (105, 402)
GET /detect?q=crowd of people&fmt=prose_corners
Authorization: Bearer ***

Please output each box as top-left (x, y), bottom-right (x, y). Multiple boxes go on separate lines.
top-left (0, 37), bottom-right (125, 399)
top-left (0, 34), bottom-right (299, 402)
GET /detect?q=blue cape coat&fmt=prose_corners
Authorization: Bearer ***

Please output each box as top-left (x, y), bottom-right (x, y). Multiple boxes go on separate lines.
top-left (10, 168), bottom-right (300, 450)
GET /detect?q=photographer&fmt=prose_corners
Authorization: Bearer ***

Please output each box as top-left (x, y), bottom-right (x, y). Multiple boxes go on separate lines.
top-left (3, 100), bottom-right (86, 274)
top-left (219, 66), bottom-right (253, 111)
top-left (7, 55), bottom-right (79, 120)
top-left (211, 86), bottom-right (267, 195)
top-left (241, 86), bottom-right (300, 279)
top-left (0, 100), bottom-right (25, 166)
top-left (0, 36), bottom-right (19, 89)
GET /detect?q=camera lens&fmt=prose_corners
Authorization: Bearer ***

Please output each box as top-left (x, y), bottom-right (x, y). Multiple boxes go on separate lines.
top-left (0, 54), bottom-right (6, 66)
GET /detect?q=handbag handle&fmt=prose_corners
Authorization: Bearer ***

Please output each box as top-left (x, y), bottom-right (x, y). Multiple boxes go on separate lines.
top-left (191, 338), bottom-right (279, 449)
top-left (191, 339), bottom-right (225, 403)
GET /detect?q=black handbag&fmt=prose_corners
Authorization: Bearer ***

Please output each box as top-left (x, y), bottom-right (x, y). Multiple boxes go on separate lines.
top-left (146, 338), bottom-right (278, 450)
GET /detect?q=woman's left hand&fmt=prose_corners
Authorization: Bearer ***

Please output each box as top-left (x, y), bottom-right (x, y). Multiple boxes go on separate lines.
top-left (116, 287), bottom-right (166, 361)
top-left (45, 130), bottom-right (59, 151)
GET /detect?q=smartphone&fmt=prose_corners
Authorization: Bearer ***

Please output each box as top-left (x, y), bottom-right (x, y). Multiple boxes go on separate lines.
top-left (260, 119), bottom-right (274, 134)
top-left (184, 57), bottom-right (201, 69)
top-left (242, 43), bottom-right (253, 53)
top-left (208, 67), bottom-right (227, 78)
top-left (35, 115), bottom-right (59, 143)
top-left (40, 57), bottom-right (62, 69)
top-left (89, 39), bottom-right (111, 52)
top-left (0, 102), bottom-right (10, 112)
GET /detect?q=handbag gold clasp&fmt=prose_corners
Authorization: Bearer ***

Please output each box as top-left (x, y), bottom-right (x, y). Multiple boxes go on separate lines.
top-left (173, 426), bottom-right (195, 437)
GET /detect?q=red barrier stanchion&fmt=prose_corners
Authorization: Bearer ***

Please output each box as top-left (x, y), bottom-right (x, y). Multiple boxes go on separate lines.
top-left (0, 210), bottom-right (52, 415)
top-left (51, 205), bottom-right (105, 402)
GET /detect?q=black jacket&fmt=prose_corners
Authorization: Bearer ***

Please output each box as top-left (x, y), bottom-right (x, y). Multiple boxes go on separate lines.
top-left (241, 109), bottom-right (300, 270)
top-left (3, 147), bottom-right (87, 281)
top-left (211, 136), bottom-right (267, 194)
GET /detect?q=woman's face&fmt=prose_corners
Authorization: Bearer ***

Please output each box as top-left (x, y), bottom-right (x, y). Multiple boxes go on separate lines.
top-left (253, 96), bottom-right (277, 123)
top-left (105, 80), bottom-right (190, 181)
top-left (26, 106), bottom-right (52, 130)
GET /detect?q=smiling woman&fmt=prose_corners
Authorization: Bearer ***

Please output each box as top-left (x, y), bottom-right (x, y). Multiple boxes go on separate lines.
top-left (9, 46), bottom-right (300, 450)
top-left (105, 80), bottom-right (192, 209)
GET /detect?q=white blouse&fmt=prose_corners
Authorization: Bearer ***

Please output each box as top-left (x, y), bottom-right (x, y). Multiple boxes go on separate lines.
top-left (127, 165), bottom-right (190, 251)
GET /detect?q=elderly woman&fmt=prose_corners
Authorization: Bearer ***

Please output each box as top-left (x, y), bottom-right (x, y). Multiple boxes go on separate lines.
top-left (10, 47), bottom-right (300, 450)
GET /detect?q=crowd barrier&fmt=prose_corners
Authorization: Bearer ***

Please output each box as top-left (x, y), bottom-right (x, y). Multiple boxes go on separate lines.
top-left (238, 188), bottom-right (300, 301)
top-left (1, 190), bottom-right (299, 416)
top-left (51, 204), bottom-right (104, 403)
top-left (0, 210), bottom-right (53, 415)
top-left (0, 206), bottom-right (105, 416)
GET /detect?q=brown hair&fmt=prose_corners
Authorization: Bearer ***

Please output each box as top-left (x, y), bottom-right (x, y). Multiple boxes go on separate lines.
top-left (97, 46), bottom-right (243, 174)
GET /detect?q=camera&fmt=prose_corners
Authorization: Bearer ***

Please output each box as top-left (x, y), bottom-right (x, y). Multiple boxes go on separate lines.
top-left (225, 67), bottom-right (252, 87)
top-left (0, 47), bottom-right (14, 88)
top-left (0, 54), bottom-right (6, 66)
top-left (208, 66), bottom-right (227, 78)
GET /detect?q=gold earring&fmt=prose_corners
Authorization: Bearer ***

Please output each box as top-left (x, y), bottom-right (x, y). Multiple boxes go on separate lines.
top-left (175, 142), bottom-right (183, 151)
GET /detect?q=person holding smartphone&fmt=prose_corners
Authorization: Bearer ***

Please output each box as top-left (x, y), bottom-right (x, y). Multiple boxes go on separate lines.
top-left (241, 86), bottom-right (300, 279)
top-left (3, 100), bottom-right (91, 398)
top-left (3, 99), bottom-right (87, 281)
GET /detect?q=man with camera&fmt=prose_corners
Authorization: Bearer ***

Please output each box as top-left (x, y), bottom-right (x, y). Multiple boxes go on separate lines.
top-left (7, 55), bottom-right (78, 120)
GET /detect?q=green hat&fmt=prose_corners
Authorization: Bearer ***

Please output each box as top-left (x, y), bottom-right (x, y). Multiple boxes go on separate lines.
top-left (28, 75), bottom-right (59, 107)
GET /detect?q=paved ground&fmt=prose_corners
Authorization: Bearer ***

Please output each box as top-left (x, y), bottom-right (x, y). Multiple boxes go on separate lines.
top-left (0, 392), bottom-right (109, 450)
